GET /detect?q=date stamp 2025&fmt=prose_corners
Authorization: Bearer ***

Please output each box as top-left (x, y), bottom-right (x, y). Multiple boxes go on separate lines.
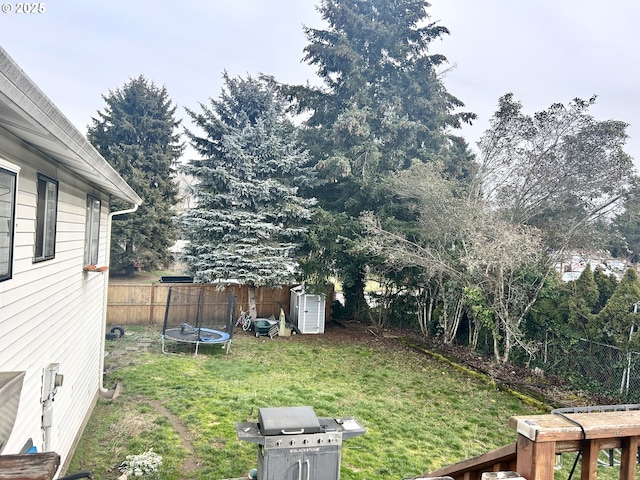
top-left (2, 3), bottom-right (46, 13)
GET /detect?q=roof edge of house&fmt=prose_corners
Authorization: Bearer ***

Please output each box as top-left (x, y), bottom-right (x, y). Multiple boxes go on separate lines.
top-left (0, 47), bottom-right (142, 205)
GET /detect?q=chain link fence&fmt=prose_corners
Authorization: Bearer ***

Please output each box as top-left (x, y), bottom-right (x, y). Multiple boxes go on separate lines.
top-left (543, 337), bottom-right (640, 401)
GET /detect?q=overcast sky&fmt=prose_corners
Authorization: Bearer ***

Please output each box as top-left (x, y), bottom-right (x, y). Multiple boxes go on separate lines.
top-left (2, 0), bottom-right (639, 168)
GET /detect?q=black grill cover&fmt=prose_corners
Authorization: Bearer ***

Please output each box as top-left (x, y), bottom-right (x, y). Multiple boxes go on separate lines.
top-left (258, 406), bottom-right (322, 435)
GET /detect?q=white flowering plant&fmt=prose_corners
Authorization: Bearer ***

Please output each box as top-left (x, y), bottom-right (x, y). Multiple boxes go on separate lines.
top-left (119, 449), bottom-right (163, 479)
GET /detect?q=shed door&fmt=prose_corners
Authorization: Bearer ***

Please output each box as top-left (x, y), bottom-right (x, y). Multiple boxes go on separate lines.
top-left (300, 295), bottom-right (325, 334)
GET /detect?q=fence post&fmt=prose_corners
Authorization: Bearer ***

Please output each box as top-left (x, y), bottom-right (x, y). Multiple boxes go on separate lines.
top-left (148, 284), bottom-right (155, 325)
top-left (621, 307), bottom-right (639, 396)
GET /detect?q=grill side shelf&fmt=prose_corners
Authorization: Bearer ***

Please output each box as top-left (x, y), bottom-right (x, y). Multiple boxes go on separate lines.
top-left (235, 422), bottom-right (264, 444)
top-left (319, 417), bottom-right (366, 439)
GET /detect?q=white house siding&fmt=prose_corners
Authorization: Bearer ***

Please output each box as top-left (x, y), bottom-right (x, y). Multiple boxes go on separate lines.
top-left (0, 134), bottom-right (110, 469)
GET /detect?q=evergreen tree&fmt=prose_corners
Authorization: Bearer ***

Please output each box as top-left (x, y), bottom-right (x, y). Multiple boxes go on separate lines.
top-left (593, 266), bottom-right (619, 312)
top-left (88, 76), bottom-right (183, 275)
top-left (598, 268), bottom-right (640, 348)
top-left (287, 0), bottom-right (475, 319)
top-left (566, 266), bottom-right (599, 336)
top-left (180, 74), bottom-right (315, 317)
top-left (526, 273), bottom-right (569, 341)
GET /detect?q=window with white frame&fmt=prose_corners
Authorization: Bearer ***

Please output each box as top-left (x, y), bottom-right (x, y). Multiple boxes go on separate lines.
top-left (34, 174), bottom-right (58, 261)
top-left (0, 166), bottom-right (17, 281)
top-left (84, 195), bottom-right (101, 266)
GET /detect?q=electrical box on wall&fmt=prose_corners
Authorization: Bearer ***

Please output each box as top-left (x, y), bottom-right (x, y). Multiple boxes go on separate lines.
top-left (42, 363), bottom-right (63, 403)
top-left (42, 363), bottom-right (63, 451)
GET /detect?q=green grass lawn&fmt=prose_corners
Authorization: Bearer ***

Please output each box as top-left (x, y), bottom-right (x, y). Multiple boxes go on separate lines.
top-left (68, 325), bottom-right (542, 480)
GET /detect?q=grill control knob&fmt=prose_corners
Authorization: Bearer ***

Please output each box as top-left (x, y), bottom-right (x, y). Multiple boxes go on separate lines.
top-left (317, 438), bottom-right (323, 444)
top-left (327, 438), bottom-right (332, 443)
top-left (303, 439), bottom-right (309, 445)
top-left (276, 440), bottom-right (282, 446)
top-left (290, 440), bottom-right (296, 446)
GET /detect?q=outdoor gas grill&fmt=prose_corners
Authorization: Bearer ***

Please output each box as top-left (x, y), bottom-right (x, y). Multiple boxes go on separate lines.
top-left (236, 406), bottom-right (365, 480)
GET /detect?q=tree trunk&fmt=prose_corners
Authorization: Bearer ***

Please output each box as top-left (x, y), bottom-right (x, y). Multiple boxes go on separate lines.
top-left (248, 285), bottom-right (258, 320)
top-left (124, 263), bottom-right (135, 277)
top-left (502, 331), bottom-right (511, 364)
top-left (450, 296), bottom-right (464, 343)
top-left (124, 242), bottom-right (135, 277)
top-left (371, 280), bottom-right (393, 329)
top-left (438, 281), bottom-right (464, 344)
top-left (470, 317), bottom-right (481, 350)
top-left (417, 286), bottom-right (435, 336)
top-left (493, 328), bottom-right (501, 363)
top-left (342, 274), bottom-right (369, 321)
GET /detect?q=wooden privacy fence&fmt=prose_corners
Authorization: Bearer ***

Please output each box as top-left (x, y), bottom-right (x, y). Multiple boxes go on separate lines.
top-left (107, 283), bottom-right (329, 326)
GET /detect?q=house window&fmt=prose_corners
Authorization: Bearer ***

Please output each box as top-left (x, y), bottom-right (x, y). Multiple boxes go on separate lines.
top-left (34, 174), bottom-right (58, 261)
top-left (84, 195), bottom-right (101, 266)
top-left (0, 167), bottom-right (17, 281)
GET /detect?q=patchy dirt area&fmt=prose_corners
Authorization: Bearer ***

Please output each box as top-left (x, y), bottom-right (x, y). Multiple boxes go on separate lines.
top-left (424, 340), bottom-right (601, 408)
top-left (147, 399), bottom-right (201, 475)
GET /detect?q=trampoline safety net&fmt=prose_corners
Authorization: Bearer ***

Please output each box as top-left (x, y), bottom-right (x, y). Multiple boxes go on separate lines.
top-left (161, 285), bottom-right (237, 355)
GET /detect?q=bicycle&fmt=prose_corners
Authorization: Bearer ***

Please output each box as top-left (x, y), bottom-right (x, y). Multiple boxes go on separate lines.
top-left (235, 310), bottom-right (252, 331)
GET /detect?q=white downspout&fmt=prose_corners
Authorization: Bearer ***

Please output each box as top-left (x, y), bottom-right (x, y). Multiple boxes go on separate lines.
top-left (99, 203), bottom-right (139, 396)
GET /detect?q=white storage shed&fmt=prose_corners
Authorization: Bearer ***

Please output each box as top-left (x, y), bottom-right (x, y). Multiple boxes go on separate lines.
top-left (290, 286), bottom-right (326, 334)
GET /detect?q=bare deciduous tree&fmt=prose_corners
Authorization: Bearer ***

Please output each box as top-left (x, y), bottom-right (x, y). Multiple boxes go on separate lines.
top-left (363, 162), bottom-right (549, 362)
top-left (475, 93), bottom-right (634, 250)
top-left (361, 94), bottom-right (636, 363)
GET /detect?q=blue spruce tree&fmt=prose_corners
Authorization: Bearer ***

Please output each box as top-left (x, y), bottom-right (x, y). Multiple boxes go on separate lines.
top-left (180, 74), bottom-right (316, 317)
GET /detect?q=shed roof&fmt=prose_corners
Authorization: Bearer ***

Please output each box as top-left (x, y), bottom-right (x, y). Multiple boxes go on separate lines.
top-left (0, 47), bottom-right (142, 205)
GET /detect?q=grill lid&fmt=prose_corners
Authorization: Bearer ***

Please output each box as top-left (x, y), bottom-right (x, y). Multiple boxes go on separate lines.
top-left (258, 406), bottom-right (322, 435)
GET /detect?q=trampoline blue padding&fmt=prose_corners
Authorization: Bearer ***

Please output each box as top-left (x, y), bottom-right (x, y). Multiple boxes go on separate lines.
top-left (163, 326), bottom-right (231, 344)
top-left (199, 328), bottom-right (231, 343)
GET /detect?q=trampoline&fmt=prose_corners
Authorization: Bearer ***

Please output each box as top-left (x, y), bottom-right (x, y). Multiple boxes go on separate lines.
top-left (161, 285), bottom-right (237, 356)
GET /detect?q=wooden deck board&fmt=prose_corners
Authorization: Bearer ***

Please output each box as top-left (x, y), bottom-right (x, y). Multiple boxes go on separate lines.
top-left (509, 410), bottom-right (640, 442)
top-left (0, 453), bottom-right (60, 480)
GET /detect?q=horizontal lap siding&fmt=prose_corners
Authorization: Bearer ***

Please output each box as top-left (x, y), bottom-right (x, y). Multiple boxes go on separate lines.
top-left (0, 141), bottom-right (110, 470)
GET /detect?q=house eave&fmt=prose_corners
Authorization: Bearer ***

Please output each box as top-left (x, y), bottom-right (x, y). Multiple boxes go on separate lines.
top-left (0, 47), bottom-right (142, 205)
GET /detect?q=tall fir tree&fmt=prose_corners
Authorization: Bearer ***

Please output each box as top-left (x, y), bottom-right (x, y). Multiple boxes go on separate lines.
top-left (593, 266), bottom-right (619, 312)
top-left (180, 74), bottom-right (316, 317)
top-left (598, 268), bottom-right (640, 348)
top-left (88, 76), bottom-right (183, 275)
top-left (287, 0), bottom-right (476, 319)
top-left (566, 266), bottom-right (599, 337)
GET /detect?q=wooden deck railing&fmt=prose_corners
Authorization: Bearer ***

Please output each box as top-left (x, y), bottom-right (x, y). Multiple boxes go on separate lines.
top-left (419, 442), bottom-right (517, 480)
top-left (417, 409), bottom-right (640, 480)
top-left (511, 410), bottom-right (639, 480)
